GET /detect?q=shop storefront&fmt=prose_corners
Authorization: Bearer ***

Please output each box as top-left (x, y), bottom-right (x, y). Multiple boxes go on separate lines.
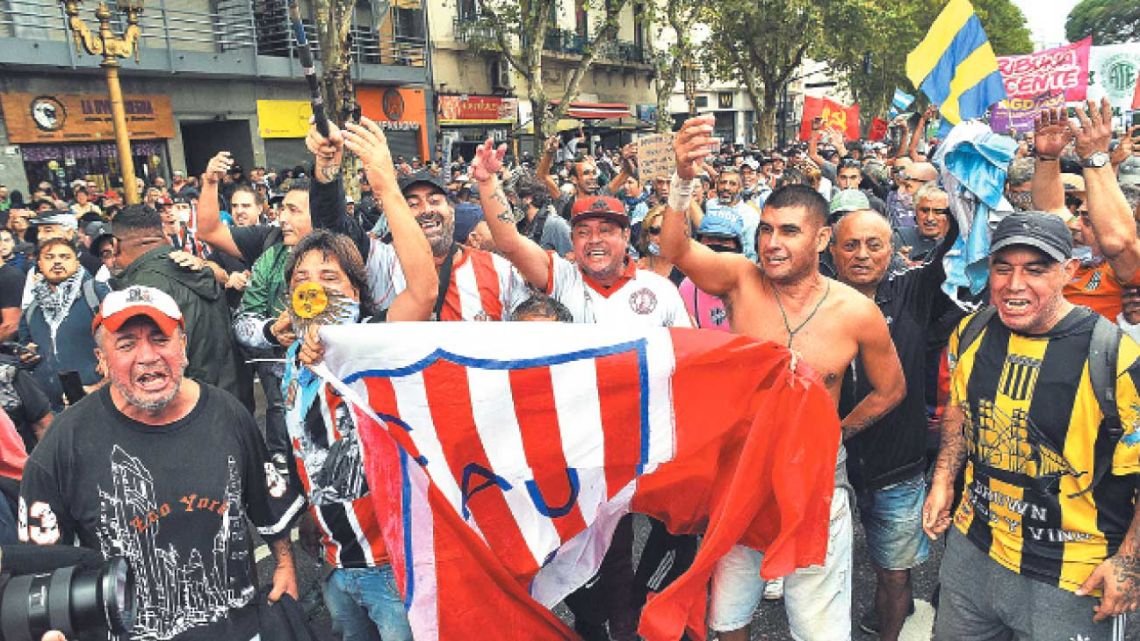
top-left (257, 99), bottom-right (316, 171)
top-left (0, 92), bottom-right (175, 194)
top-left (357, 86), bottom-right (429, 161)
top-left (438, 94), bottom-right (518, 162)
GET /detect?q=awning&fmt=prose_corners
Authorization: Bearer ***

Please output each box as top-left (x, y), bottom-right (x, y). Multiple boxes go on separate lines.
top-left (549, 101), bottom-right (631, 120)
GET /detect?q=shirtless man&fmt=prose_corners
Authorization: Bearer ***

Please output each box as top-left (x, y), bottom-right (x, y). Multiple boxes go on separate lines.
top-left (659, 115), bottom-right (905, 641)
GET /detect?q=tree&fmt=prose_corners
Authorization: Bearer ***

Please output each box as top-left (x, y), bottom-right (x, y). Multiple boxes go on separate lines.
top-left (312, 0), bottom-right (361, 127)
top-left (643, 0), bottom-right (704, 132)
top-left (823, 0), bottom-right (1031, 128)
top-left (704, 0), bottom-right (825, 147)
top-left (1066, 0), bottom-right (1140, 44)
top-left (473, 0), bottom-right (631, 138)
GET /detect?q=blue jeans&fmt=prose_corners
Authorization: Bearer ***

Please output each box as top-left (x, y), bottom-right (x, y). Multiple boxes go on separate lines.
top-left (855, 473), bottom-right (930, 570)
top-left (323, 565), bottom-right (412, 641)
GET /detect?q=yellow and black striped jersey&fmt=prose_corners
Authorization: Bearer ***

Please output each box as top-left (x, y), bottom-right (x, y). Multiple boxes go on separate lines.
top-left (949, 307), bottom-right (1140, 593)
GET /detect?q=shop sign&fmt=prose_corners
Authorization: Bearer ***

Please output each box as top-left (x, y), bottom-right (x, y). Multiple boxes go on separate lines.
top-left (256, 100), bottom-right (313, 138)
top-left (718, 92), bottom-right (734, 109)
top-left (357, 86), bottom-right (429, 158)
top-left (438, 95), bottom-right (519, 124)
top-left (1, 93), bottom-right (175, 144)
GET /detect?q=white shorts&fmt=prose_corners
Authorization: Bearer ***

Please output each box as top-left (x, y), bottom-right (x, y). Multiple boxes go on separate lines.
top-left (708, 490), bottom-right (853, 640)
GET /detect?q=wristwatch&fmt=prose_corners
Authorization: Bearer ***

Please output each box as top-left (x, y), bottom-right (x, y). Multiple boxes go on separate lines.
top-left (1081, 151), bottom-right (1110, 169)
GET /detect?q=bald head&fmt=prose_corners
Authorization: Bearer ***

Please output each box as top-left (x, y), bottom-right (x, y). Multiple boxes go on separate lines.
top-left (834, 209), bottom-right (891, 241)
top-left (908, 162), bottom-right (937, 183)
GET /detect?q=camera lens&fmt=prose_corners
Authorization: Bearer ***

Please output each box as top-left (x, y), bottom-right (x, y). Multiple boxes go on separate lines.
top-left (0, 557), bottom-right (134, 641)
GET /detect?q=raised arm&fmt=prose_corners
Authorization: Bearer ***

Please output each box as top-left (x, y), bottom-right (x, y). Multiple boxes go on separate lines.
top-left (605, 142), bottom-right (638, 194)
top-left (471, 139), bottom-right (552, 288)
top-left (1073, 98), bottom-right (1140, 283)
top-left (807, 125), bottom-right (826, 167)
top-left (1030, 108), bottom-right (1069, 214)
top-left (194, 152), bottom-right (241, 259)
top-left (305, 122), bottom-right (369, 258)
top-left (536, 135), bottom-right (562, 200)
top-left (660, 116), bottom-right (752, 297)
top-left (908, 107), bottom-right (935, 162)
top-left (840, 298), bottom-right (905, 439)
top-left (343, 118), bottom-right (437, 321)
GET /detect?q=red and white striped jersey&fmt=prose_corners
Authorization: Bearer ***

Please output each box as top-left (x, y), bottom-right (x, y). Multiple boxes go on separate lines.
top-left (366, 240), bottom-right (531, 321)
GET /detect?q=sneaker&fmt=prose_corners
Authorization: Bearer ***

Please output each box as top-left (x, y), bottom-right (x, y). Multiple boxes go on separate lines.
top-left (762, 577), bottom-right (784, 601)
top-left (858, 600), bottom-right (916, 636)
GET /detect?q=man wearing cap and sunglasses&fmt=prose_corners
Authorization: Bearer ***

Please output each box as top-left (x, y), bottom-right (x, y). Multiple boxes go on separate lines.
top-left (1028, 102), bottom-right (1140, 323)
top-left (922, 209), bottom-right (1140, 641)
top-left (18, 285), bottom-right (305, 641)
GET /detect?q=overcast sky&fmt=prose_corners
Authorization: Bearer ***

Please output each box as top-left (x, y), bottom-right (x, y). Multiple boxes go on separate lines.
top-left (1011, 0), bottom-right (1080, 48)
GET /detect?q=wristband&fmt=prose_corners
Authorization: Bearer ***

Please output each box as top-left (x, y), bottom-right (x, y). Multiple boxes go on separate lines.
top-left (668, 173), bottom-right (696, 213)
top-left (263, 319), bottom-right (281, 346)
top-left (1035, 154), bottom-right (1058, 162)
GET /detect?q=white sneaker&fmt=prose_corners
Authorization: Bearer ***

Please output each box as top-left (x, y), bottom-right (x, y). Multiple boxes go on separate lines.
top-left (762, 577), bottom-right (784, 601)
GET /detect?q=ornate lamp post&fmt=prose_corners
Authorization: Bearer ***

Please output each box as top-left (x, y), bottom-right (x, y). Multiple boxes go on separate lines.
top-left (61, 0), bottom-right (143, 204)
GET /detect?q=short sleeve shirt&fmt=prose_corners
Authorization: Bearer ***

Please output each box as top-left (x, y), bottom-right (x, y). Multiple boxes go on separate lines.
top-left (546, 254), bottom-right (692, 328)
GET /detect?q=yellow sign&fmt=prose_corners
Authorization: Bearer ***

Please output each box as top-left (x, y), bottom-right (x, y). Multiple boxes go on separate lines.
top-left (256, 100), bottom-right (313, 139)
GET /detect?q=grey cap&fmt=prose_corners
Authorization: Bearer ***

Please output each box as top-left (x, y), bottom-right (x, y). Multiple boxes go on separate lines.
top-left (29, 210), bottom-right (78, 230)
top-left (991, 211), bottom-right (1072, 262)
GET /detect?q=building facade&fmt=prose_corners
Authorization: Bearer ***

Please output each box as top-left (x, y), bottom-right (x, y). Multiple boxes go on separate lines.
top-left (0, 0), bottom-right (432, 194)
top-left (427, 0), bottom-right (657, 160)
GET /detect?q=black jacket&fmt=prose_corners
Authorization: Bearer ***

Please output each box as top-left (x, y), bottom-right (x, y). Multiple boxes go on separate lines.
top-left (840, 226), bottom-right (959, 491)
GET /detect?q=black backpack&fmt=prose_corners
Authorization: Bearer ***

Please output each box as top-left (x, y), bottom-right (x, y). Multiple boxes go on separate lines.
top-left (957, 306), bottom-right (1122, 497)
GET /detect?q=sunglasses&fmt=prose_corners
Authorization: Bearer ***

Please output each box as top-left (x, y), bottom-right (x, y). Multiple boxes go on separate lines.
top-left (918, 206), bottom-right (949, 215)
top-left (648, 226), bottom-right (662, 234)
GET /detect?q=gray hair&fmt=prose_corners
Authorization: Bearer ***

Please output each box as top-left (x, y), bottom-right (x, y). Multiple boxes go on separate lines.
top-left (914, 183), bottom-right (949, 206)
top-left (1007, 158), bottom-right (1035, 187)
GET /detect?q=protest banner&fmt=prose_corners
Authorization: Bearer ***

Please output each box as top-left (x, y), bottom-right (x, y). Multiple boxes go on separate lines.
top-left (869, 117), bottom-right (889, 141)
top-left (989, 93), bottom-right (1066, 135)
top-left (637, 132), bottom-right (676, 181)
top-left (799, 96), bottom-right (860, 141)
top-left (997, 38), bottom-right (1090, 102)
top-left (1088, 43), bottom-right (1140, 114)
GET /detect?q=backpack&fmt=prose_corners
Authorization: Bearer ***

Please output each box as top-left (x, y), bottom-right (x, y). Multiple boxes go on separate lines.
top-left (26, 278), bottom-right (102, 323)
top-left (957, 306), bottom-right (1121, 496)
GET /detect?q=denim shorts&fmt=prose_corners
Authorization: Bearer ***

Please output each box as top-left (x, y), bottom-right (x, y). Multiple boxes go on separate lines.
top-left (856, 472), bottom-right (930, 571)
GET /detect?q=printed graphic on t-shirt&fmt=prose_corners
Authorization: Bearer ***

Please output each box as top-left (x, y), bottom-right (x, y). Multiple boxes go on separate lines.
top-left (299, 397), bottom-right (369, 506)
top-left (95, 445), bottom-right (254, 641)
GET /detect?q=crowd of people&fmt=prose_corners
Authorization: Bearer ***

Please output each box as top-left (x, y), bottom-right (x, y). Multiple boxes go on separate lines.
top-left (1, 96), bottom-right (1140, 641)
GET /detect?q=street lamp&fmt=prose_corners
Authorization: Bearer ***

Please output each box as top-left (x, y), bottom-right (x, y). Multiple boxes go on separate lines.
top-left (61, 0), bottom-right (144, 204)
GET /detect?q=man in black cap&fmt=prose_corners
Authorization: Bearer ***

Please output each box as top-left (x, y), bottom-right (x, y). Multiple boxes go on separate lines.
top-left (305, 119), bottom-right (529, 321)
top-left (924, 211), bottom-right (1140, 641)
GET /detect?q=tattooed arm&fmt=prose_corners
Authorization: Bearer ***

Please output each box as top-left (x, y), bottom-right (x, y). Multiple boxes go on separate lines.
top-left (922, 401), bottom-right (968, 540)
top-left (471, 139), bottom-right (553, 288)
top-left (1076, 493), bottom-right (1140, 621)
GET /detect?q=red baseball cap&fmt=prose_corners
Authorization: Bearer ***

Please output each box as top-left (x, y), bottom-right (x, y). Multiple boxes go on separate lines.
top-left (93, 286), bottom-right (184, 336)
top-left (569, 196), bottom-right (629, 228)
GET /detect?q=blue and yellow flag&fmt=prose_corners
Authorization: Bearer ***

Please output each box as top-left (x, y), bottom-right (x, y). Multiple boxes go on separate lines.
top-left (906, 0), bottom-right (1006, 126)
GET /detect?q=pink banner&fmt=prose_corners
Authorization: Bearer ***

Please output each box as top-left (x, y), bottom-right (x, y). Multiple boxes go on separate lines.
top-left (997, 37), bottom-right (1091, 102)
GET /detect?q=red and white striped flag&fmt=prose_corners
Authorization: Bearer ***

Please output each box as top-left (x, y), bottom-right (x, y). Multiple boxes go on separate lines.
top-left (316, 323), bottom-right (840, 641)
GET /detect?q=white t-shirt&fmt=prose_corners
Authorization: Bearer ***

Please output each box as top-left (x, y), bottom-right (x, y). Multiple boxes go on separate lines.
top-left (366, 240), bottom-right (530, 321)
top-left (546, 254), bottom-right (692, 328)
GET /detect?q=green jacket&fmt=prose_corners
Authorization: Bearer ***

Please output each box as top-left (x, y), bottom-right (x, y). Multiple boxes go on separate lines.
top-left (117, 245), bottom-right (243, 401)
top-left (233, 242), bottom-right (290, 352)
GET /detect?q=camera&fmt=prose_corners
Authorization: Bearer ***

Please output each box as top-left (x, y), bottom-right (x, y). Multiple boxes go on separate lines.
top-left (0, 545), bottom-right (134, 641)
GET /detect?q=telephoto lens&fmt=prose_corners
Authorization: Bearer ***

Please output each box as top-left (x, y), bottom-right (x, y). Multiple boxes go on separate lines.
top-left (0, 545), bottom-right (135, 641)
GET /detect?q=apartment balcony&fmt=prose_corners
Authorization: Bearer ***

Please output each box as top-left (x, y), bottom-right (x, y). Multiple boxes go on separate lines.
top-left (451, 15), bottom-right (497, 48)
top-left (543, 28), bottom-right (584, 56)
top-left (0, 0), bottom-right (427, 84)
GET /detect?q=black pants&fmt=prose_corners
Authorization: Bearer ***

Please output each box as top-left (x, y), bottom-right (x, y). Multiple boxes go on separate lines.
top-left (256, 362), bottom-right (289, 466)
top-left (564, 514), bottom-right (639, 641)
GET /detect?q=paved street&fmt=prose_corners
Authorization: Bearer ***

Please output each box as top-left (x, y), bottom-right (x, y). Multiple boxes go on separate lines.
top-left (250, 388), bottom-right (1137, 641)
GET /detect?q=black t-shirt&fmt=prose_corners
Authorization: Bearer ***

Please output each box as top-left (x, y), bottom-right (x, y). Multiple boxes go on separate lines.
top-left (0, 263), bottom-right (25, 311)
top-left (19, 383), bottom-right (303, 641)
top-left (231, 225), bottom-right (282, 268)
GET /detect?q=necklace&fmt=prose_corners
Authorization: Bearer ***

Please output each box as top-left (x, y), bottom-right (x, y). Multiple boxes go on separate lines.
top-left (771, 278), bottom-right (831, 348)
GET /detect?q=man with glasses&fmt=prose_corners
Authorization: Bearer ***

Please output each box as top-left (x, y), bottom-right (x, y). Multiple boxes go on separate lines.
top-left (1031, 105), bottom-right (1140, 321)
top-left (894, 185), bottom-right (951, 265)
